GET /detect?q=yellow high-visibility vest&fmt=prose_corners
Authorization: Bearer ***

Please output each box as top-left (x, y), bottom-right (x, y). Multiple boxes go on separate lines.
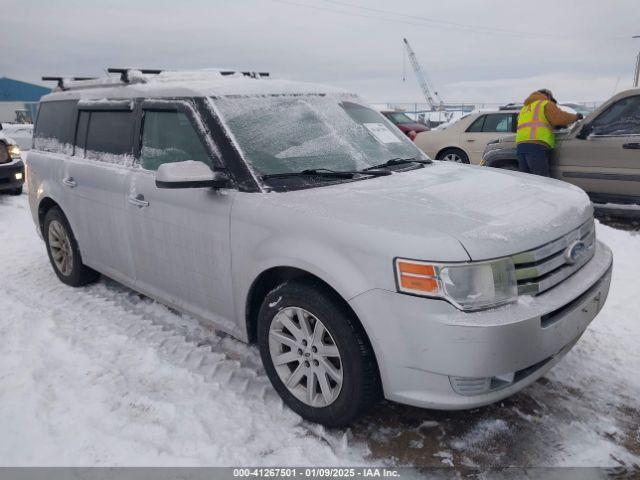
top-left (516, 100), bottom-right (555, 148)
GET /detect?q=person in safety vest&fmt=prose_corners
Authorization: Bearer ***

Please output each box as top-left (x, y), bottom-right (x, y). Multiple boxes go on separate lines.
top-left (516, 89), bottom-right (583, 176)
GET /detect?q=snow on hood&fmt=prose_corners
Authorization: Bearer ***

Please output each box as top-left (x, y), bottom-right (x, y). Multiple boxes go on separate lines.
top-left (267, 162), bottom-right (592, 261)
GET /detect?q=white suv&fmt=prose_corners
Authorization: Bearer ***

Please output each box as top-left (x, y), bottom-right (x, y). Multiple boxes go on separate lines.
top-left (27, 69), bottom-right (612, 426)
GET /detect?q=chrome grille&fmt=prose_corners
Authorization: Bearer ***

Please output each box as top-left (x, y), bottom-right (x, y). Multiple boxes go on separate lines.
top-left (513, 219), bottom-right (596, 296)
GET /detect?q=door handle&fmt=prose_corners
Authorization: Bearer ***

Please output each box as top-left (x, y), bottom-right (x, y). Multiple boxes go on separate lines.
top-left (622, 142), bottom-right (640, 150)
top-left (466, 139), bottom-right (476, 142)
top-left (128, 194), bottom-right (150, 208)
top-left (62, 177), bottom-right (77, 188)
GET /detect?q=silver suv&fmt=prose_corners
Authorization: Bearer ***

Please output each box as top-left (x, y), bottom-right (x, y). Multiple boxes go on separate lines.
top-left (27, 69), bottom-right (613, 426)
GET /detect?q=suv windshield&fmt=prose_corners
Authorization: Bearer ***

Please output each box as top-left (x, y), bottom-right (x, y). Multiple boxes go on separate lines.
top-left (212, 94), bottom-right (427, 177)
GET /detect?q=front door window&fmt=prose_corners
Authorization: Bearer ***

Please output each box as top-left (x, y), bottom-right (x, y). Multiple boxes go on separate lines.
top-left (591, 95), bottom-right (640, 136)
top-left (140, 110), bottom-right (211, 171)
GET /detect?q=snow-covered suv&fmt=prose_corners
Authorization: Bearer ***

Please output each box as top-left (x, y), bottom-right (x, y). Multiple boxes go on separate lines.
top-left (27, 69), bottom-right (613, 426)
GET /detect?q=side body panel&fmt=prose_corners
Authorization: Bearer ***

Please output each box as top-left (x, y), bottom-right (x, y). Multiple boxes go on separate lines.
top-left (552, 134), bottom-right (640, 202)
top-left (125, 169), bottom-right (238, 335)
top-left (61, 157), bottom-right (135, 280)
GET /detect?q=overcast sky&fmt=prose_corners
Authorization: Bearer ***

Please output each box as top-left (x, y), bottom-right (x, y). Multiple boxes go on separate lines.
top-left (2, 0), bottom-right (639, 104)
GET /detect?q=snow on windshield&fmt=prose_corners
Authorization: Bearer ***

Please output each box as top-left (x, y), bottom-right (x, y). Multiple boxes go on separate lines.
top-left (213, 94), bottom-right (425, 175)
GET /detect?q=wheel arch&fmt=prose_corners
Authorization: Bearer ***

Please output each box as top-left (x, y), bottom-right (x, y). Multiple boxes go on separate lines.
top-left (435, 145), bottom-right (468, 161)
top-left (247, 267), bottom-right (334, 343)
top-left (245, 266), bottom-right (370, 349)
top-left (37, 196), bottom-right (62, 235)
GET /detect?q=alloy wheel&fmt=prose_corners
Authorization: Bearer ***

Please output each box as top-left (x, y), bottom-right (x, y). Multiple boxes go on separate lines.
top-left (48, 220), bottom-right (74, 276)
top-left (268, 306), bottom-right (343, 407)
top-left (444, 152), bottom-right (463, 162)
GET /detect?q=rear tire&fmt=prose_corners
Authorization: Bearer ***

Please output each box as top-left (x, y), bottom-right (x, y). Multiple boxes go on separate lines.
top-left (43, 207), bottom-right (99, 287)
top-left (257, 279), bottom-right (381, 427)
top-left (437, 148), bottom-right (469, 164)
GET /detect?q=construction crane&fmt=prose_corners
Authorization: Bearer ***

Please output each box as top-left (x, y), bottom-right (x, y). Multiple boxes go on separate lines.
top-left (402, 37), bottom-right (444, 112)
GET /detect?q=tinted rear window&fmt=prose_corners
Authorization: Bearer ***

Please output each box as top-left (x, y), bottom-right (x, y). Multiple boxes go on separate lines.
top-left (482, 113), bottom-right (514, 133)
top-left (85, 111), bottom-right (135, 156)
top-left (33, 100), bottom-right (77, 152)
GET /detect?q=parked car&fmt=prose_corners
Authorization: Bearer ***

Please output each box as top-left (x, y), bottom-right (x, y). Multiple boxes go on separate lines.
top-left (28, 69), bottom-right (612, 426)
top-left (380, 110), bottom-right (429, 137)
top-left (0, 131), bottom-right (25, 195)
top-left (414, 108), bottom-right (519, 164)
top-left (482, 88), bottom-right (640, 208)
top-left (560, 102), bottom-right (596, 117)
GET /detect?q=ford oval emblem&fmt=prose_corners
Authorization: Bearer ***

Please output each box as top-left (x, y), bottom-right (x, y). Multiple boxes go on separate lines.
top-left (565, 240), bottom-right (587, 265)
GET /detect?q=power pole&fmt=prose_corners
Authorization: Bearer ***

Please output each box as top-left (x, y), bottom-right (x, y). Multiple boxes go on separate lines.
top-left (633, 36), bottom-right (640, 88)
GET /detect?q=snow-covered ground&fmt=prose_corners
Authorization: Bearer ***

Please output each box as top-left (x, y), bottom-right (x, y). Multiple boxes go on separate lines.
top-left (0, 193), bottom-right (638, 469)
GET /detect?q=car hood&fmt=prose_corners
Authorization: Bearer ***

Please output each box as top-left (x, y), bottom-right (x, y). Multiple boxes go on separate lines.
top-left (267, 162), bottom-right (593, 261)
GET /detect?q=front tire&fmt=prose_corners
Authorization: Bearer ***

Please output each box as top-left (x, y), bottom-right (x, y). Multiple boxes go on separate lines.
top-left (44, 207), bottom-right (99, 287)
top-left (257, 279), bottom-right (381, 427)
top-left (437, 148), bottom-right (469, 164)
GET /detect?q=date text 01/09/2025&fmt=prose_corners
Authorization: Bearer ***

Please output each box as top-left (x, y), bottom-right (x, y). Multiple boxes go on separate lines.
top-left (232, 468), bottom-right (401, 478)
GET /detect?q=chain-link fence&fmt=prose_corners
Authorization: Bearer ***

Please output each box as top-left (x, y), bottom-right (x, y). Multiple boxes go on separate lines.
top-left (371, 101), bottom-right (603, 128)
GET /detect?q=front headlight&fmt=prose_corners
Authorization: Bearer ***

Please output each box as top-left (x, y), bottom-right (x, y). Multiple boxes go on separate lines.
top-left (395, 257), bottom-right (517, 311)
top-left (8, 145), bottom-right (21, 159)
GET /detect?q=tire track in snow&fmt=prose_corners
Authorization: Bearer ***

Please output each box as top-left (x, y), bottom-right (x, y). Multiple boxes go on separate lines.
top-left (2, 271), bottom-right (359, 459)
top-left (0, 196), bottom-right (370, 464)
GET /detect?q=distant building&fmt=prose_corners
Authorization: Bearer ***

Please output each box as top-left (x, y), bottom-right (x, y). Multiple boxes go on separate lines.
top-left (0, 77), bottom-right (51, 123)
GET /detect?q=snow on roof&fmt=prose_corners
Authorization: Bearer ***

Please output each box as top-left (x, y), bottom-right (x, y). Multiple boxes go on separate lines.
top-left (41, 70), bottom-right (353, 102)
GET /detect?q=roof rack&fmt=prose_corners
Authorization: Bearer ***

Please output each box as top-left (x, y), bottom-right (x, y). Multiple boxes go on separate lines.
top-left (107, 68), bottom-right (270, 82)
top-left (42, 76), bottom-right (99, 89)
top-left (498, 102), bottom-right (523, 111)
top-left (41, 67), bottom-right (271, 92)
top-left (220, 70), bottom-right (270, 78)
top-left (107, 68), bottom-right (163, 83)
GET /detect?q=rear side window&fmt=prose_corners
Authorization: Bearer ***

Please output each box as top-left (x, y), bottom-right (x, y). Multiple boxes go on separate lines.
top-left (482, 113), bottom-right (514, 133)
top-left (466, 115), bottom-right (485, 132)
top-left (33, 100), bottom-right (77, 153)
top-left (139, 110), bottom-right (211, 171)
top-left (85, 111), bottom-right (134, 156)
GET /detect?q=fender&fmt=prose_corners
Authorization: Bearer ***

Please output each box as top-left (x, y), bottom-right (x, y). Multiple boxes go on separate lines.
top-left (28, 151), bottom-right (86, 257)
top-left (233, 235), bottom-right (376, 341)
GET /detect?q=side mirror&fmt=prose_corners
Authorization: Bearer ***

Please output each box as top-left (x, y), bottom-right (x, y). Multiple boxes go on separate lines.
top-left (576, 123), bottom-right (592, 140)
top-left (155, 160), bottom-right (232, 189)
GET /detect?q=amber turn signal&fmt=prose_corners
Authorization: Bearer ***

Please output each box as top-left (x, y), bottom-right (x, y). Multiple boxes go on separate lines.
top-left (396, 260), bottom-right (439, 294)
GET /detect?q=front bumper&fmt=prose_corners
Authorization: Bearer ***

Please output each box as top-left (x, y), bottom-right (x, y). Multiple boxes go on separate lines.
top-left (481, 146), bottom-right (518, 167)
top-left (349, 240), bottom-right (613, 409)
top-left (0, 159), bottom-right (25, 191)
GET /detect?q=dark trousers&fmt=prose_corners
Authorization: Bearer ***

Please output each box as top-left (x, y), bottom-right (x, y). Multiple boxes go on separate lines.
top-left (516, 143), bottom-right (551, 177)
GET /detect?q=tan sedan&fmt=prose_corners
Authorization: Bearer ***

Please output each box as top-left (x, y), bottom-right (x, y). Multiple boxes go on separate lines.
top-left (414, 109), bottom-right (519, 164)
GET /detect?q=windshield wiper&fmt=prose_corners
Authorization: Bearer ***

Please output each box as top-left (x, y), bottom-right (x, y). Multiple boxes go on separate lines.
top-left (363, 157), bottom-right (432, 171)
top-left (261, 168), bottom-right (391, 180)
